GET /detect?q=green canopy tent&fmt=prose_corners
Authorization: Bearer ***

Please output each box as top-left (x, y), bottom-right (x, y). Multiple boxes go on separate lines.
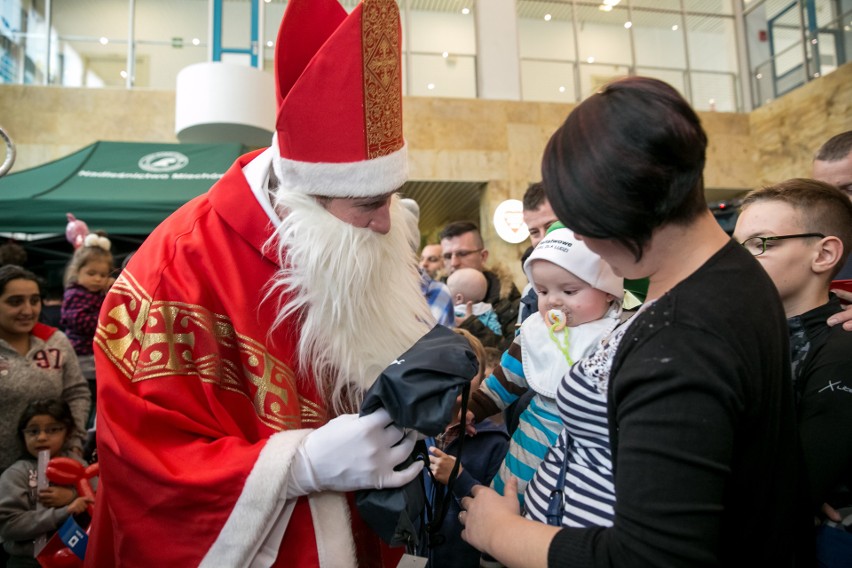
top-left (0, 141), bottom-right (249, 295)
top-left (0, 140), bottom-right (248, 235)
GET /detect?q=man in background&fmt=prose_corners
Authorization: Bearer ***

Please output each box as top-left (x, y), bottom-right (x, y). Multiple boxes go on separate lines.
top-left (440, 221), bottom-right (520, 347)
top-left (518, 182), bottom-right (558, 323)
top-left (813, 130), bottom-right (852, 280)
top-left (420, 243), bottom-right (444, 280)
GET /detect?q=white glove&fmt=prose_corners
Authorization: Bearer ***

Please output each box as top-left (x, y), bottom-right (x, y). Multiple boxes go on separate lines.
top-left (288, 408), bottom-right (424, 496)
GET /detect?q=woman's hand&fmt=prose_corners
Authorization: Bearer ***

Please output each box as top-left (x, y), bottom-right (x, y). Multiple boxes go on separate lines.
top-left (459, 477), bottom-right (558, 568)
top-left (460, 477), bottom-right (522, 552)
top-left (828, 288), bottom-right (852, 331)
top-left (429, 446), bottom-right (461, 485)
top-left (38, 486), bottom-right (75, 508)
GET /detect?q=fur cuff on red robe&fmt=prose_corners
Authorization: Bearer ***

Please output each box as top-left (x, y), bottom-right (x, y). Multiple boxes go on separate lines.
top-left (200, 429), bottom-right (356, 567)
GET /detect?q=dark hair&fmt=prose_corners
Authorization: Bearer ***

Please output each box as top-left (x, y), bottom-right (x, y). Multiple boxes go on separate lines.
top-left (542, 76), bottom-right (708, 261)
top-left (522, 182), bottom-right (548, 211)
top-left (741, 178), bottom-right (852, 278)
top-left (16, 398), bottom-right (75, 445)
top-left (0, 264), bottom-right (41, 297)
top-left (439, 221), bottom-right (483, 247)
top-left (815, 131), bottom-right (852, 162)
top-left (0, 242), bottom-right (27, 267)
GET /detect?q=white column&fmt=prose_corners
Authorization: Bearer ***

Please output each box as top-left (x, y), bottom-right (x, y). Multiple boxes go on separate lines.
top-left (474, 0), bottom-right (521, 100)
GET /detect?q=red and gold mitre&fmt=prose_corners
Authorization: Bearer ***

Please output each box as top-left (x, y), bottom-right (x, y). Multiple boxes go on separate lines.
top-left (272, 0), bottom-right (407, 198)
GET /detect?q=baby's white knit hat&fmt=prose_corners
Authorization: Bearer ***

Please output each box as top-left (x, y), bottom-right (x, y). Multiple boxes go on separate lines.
top-left (523, 227), bottom-right (623, 299)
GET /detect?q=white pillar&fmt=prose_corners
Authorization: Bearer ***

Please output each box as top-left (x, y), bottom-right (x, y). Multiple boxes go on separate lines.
top-left (474, 0), bottom-right (521, 100)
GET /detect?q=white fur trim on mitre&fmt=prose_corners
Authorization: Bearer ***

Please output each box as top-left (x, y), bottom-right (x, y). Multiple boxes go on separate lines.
top-left (271, 133), bottom-right (408, 198)
top-left (200, 429), bottom-right (310, 567)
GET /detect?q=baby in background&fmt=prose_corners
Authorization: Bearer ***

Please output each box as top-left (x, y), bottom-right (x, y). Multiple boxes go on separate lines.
top-left (465, 227), bottom-right (623, 510)
top-left (446, 268), bottom-right (502, 345)
top-left (60, 234), bottom-right (114, 383)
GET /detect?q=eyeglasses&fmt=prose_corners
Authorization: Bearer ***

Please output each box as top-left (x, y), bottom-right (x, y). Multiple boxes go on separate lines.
top-left (740, 233), bottom-right (825, 256)
top-left (442, 249), bottom-right (483, 261)
top-left (21, 425), bottom-right (67, 438)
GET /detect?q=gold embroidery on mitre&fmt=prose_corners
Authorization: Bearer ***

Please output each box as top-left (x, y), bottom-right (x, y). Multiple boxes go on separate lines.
top-left (95, 272), bottom-right (315, 432)
top-left (362, 0), bottom-right (403, 158)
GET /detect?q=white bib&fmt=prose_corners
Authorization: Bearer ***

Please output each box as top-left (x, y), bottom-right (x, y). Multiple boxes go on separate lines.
top-left (520, 310), bottom-right (619, 399)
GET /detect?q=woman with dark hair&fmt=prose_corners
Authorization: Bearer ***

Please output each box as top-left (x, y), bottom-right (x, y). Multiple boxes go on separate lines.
top-left (459, 77), bottom-right (803, 567)
top-left (0, 265), bottom-right (90, 471)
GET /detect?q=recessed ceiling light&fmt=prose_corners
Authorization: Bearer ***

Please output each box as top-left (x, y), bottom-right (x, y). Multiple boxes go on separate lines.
top-left (266, 40), bottom-right (273, 47)
top-left (461, 7), bottom-right (470, 15)
top-left (672, 24), bottom-right (679, 31)
top-left (442, 51), bottom-right (449, 58)
top-left (544, 14), bottom-right (552, 21)
top-left (120, 70), bottom-right (127, 78)
top-left (99, 37), bottom-right (109, 45)
top-left (587, 56), bottom-right (595, 63)
top-left (624, 21), bottom-right (632, 29)
top-left (192, 38), bottom-right (200, 46)
top-left (558, 86), bottom-right (566, 93)
top-left (599, 4), bottom-right (613, 11)
top-left (427, 83), bottom-right (436, 90)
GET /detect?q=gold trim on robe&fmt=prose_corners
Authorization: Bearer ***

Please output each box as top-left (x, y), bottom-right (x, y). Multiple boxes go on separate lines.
top-left (95, 271), bottom-right (323, 430)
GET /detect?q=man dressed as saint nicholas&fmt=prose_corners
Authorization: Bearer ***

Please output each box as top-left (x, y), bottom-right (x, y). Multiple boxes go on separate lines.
top-left (87, 0), bottom-right (435, 565)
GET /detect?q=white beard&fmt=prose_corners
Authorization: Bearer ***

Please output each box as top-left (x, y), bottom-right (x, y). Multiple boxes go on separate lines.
top-left (264, 190), bottom-right (433, 413)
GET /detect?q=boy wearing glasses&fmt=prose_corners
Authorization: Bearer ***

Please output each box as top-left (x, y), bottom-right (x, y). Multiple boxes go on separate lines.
top-left (733, 178), bottom-right (852, 562)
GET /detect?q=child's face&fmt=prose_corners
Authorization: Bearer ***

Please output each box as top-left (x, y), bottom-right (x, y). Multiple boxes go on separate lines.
top-left (77, 259), bottom-right (112, 293)
top-left (22, 415), bottom-right (68, 458)
top-left (531, 260), bottom-right (613, 327)
top-left (733, 200), bottom-right (819, 310)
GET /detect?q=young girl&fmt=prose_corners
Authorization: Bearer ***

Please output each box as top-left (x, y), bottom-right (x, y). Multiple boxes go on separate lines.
top-left (0, 399), bottom-right (93, 567)
top-left (60, 233), bottom-right (113, 384)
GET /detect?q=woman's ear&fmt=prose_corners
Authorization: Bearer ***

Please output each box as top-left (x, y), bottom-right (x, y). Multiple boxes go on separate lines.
top-left (812, 236), bottom-right (844, 275)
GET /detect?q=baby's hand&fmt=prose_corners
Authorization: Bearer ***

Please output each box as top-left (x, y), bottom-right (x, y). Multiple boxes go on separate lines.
top-left (67, 496), bottom-right (94, 515)
top-left (38, 486), bottom-right (75, 508)
top-left (429, 446), bottom-right (462, 485)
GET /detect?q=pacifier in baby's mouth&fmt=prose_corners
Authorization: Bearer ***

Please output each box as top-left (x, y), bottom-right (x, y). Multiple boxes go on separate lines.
top-left (546, 309), bottom-right (568, 332)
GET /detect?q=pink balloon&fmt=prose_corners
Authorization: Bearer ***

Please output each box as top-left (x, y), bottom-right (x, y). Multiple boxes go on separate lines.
top-left (65, 213), bottom-right (89, 250)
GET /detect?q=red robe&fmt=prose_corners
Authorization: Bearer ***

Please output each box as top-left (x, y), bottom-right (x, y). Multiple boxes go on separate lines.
top-left (88, 150), bottom-right (398, 567)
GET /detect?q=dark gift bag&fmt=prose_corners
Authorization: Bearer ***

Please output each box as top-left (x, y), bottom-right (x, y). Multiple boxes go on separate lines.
top-left (355, 324), bottom-right (478, 548)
